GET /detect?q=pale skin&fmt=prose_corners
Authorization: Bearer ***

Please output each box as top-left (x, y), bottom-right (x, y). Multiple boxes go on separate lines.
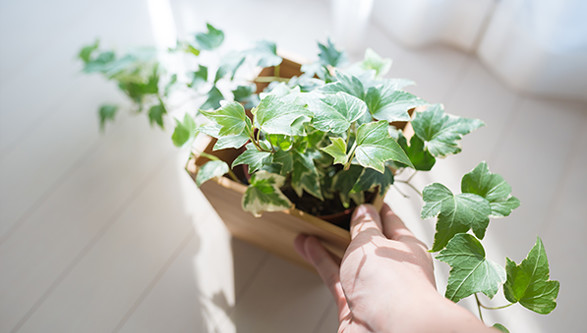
top-left (294, 204), bottom-right (496, 333)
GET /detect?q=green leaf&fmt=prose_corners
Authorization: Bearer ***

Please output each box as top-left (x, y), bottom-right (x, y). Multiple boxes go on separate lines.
top-left (272, 149), bottom-right (294, 175)
top-left (358, 48), bottom-right (392, 77)
top-left (317, 38), bottom-right (345, 67)
top-left (148, 102), bottom-right (166, 128)
top-left (397, 132), bottom-right (436, 171)
top-left (320, 70), bottom-right (365, 99)
top-left (332, 165), bottom-right (364, 207)
top-left (365, 84), bottom-right (426, 122)
top-left (354, 120), bottom-right (413, 172)
top-left (461, 162), bottom-right (520, 217)
top-left (492, 324), bottom-right (509, 333)
top-left (195, 160), bottom-right (229, 186)
top-left (351, 167), bottom-right (394, 195)
top-left (231, 146), bottom-right (271, 173)
top-left (79, 39), bottom-right (99, 63)
top-left (201, 101), bottom-right (251, 136)
top-left (267, 134), bottom-right (293, 151)
top-left (245, 40), bottom-right (282, 67)
top-left (291, 151), bottom-right (323, 200)
top-left (213, 133), bottom-right (249, 150)
top-left (200, 86), bottom-right (224, 110)
top-left (171, 113), bottom-right (197, 147)
top-left (503, 237), bottom-right (560, 314)
top-left (189, 65), bottom-right (208, 88)
top-left (163, 74), bottom-right (178, 97)
top-left (195, 23), bottom-right (224, 50)
top-left (308, 92), bottom-right (367, 134)
top-left (215, 51), bottom-right (246, 83)
top-left (253, 94), bottom-right (310, 136)
top-left (421, 183), bottom-right (453, 219)
top-left (232, 84), bottom-right (260, 109)
top-left (321, 137), bottom-right (348, 165)
top-left (242, 171), bottom-right (292, 217)
top-left (412, 104), bottom-right (484, 157)
top-left (436, 233), bottom-right (506, 302)
top-left (169, 40), bottom-right (200, 56)
top-left (98, 104), bottom-right (118, 130)
top-left (422, 183), bottom-right (492, 252)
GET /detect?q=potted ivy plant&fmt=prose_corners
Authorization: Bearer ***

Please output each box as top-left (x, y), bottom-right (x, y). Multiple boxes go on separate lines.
top-left (79, 23), bottom-right (560, 332)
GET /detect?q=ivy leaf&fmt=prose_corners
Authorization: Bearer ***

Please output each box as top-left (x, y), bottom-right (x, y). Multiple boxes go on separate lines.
top-left (422, 183), bottom-right (492, 252)
top-left (354, 120), bottom-right (413, 172)
top-left (232, 84), bottom-right (260, 110)
top-left (215, 51), bottom-right (246, 82)
top-left (242, 171), bottom-right (292, 217)
top-left (384, 78), bottom-right (416, 90)
top-left (492, 324), bottom-right (509, 333)
top-left (358, 48), bottom-right (392, 77)
top-left (201, 101), bottom-right (252, 136)
top-left (365, 84), bottom-right (426, 122)
top-left (503, 237), bottom-right (560, 314)
top-left (98, 104), bottom-right (118, 131)
top-left (332, 165), bottom-right (364, 207)
top-left (320, 70), bottom-right (365, 99)
top-left (318, 38), bottom-right (345, 67)
top-left (421, 183), bottom-right (453, 219)
top-left (189, 65), bottom-right (208, 88)
top-left (195, 160), bottom-right (229, 186)
top-left (79, 39), bottom-right (99, 63)
top-left (148, 102), bottom-right (166, 128)
top-left (272, 149), bottom-right (294, 175)
top-left (213, 133), bottom-right (249, 150)
top-left (163, 74), bottom-right (178, 97)
top-left (291, 151), bottom-right (323, 200)
top-left (412, 104), bottom-right (484, 157)
top-left (253, 94), bottom-right (310, 136)
top-left (351, 167), bottom-right (394, 195)
top-left (231, 145), bottom-right (271, 173)
top-left (245, 40), bottom-right (282, 67)
top-left (200, 86), bottom-right (224, 110)
top-left (321, 137), bottom-right (348, 165)
top-left (436, 233), bottom-right (506, 302)
top-left (267, 134), bottom-right (293, 151)
top-left (397, 132), bottom-right (436, 171)
top-left (461, 162), bottom-right (520, 217)
top-left (308, 92), bottom-right (367, 134)
top-left (171, 113), bottom-right (197, 147)
top-left (195, 23), bottom-right (224, 50)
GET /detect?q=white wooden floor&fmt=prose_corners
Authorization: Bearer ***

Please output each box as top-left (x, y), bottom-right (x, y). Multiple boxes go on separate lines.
top-left (1, 0), bottom-right (586, 332)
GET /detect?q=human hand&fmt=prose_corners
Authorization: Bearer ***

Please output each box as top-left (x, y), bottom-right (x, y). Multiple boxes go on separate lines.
top-left (294, 204), bottom-right (493, 333)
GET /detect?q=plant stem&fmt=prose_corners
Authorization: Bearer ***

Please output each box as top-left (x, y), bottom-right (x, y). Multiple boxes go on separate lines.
top-left (343, 142), bottom-right (357, 170)
top-left (406, 170), bottom-right (418, 182)
top-left (396, 180), bottom-right (422, 197)
top-left (253, 76), bottom-right (289, 83)
top-left (274, 64), bottom-right (281, 78)
top-left (479, 301), bottom-right (514, 310)
top-left (198, 152), bottom-right (240, 183)
top-left (474, 294), bottom-right (485, 324)
top-left (345, 126), bottom-right (352, 148)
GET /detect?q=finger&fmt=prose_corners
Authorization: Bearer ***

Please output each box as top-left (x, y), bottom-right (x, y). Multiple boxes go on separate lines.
top-left (380, 204), bottom-right (414, 241)
top-left (300, 236), bottom-right (350, 319)
top-left (350, 204), bottom-right (384, 240)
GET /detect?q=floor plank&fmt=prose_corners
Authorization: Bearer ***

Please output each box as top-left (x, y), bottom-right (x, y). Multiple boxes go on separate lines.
top-left (0, 118), bottom-right (173, 332)
top-left (15, 157), bottom-right (192, 332)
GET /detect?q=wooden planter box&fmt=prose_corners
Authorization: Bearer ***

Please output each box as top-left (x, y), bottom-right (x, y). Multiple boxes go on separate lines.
top-left (185, 57), bottom-right (404, 270)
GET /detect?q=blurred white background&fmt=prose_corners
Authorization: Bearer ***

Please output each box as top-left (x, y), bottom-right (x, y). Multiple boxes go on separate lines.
top-left (1, 0), bottom-right (586, 332)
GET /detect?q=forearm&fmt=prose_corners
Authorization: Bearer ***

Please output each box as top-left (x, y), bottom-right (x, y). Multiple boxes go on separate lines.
top-left (386, 293), bottom-right (495, 333)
